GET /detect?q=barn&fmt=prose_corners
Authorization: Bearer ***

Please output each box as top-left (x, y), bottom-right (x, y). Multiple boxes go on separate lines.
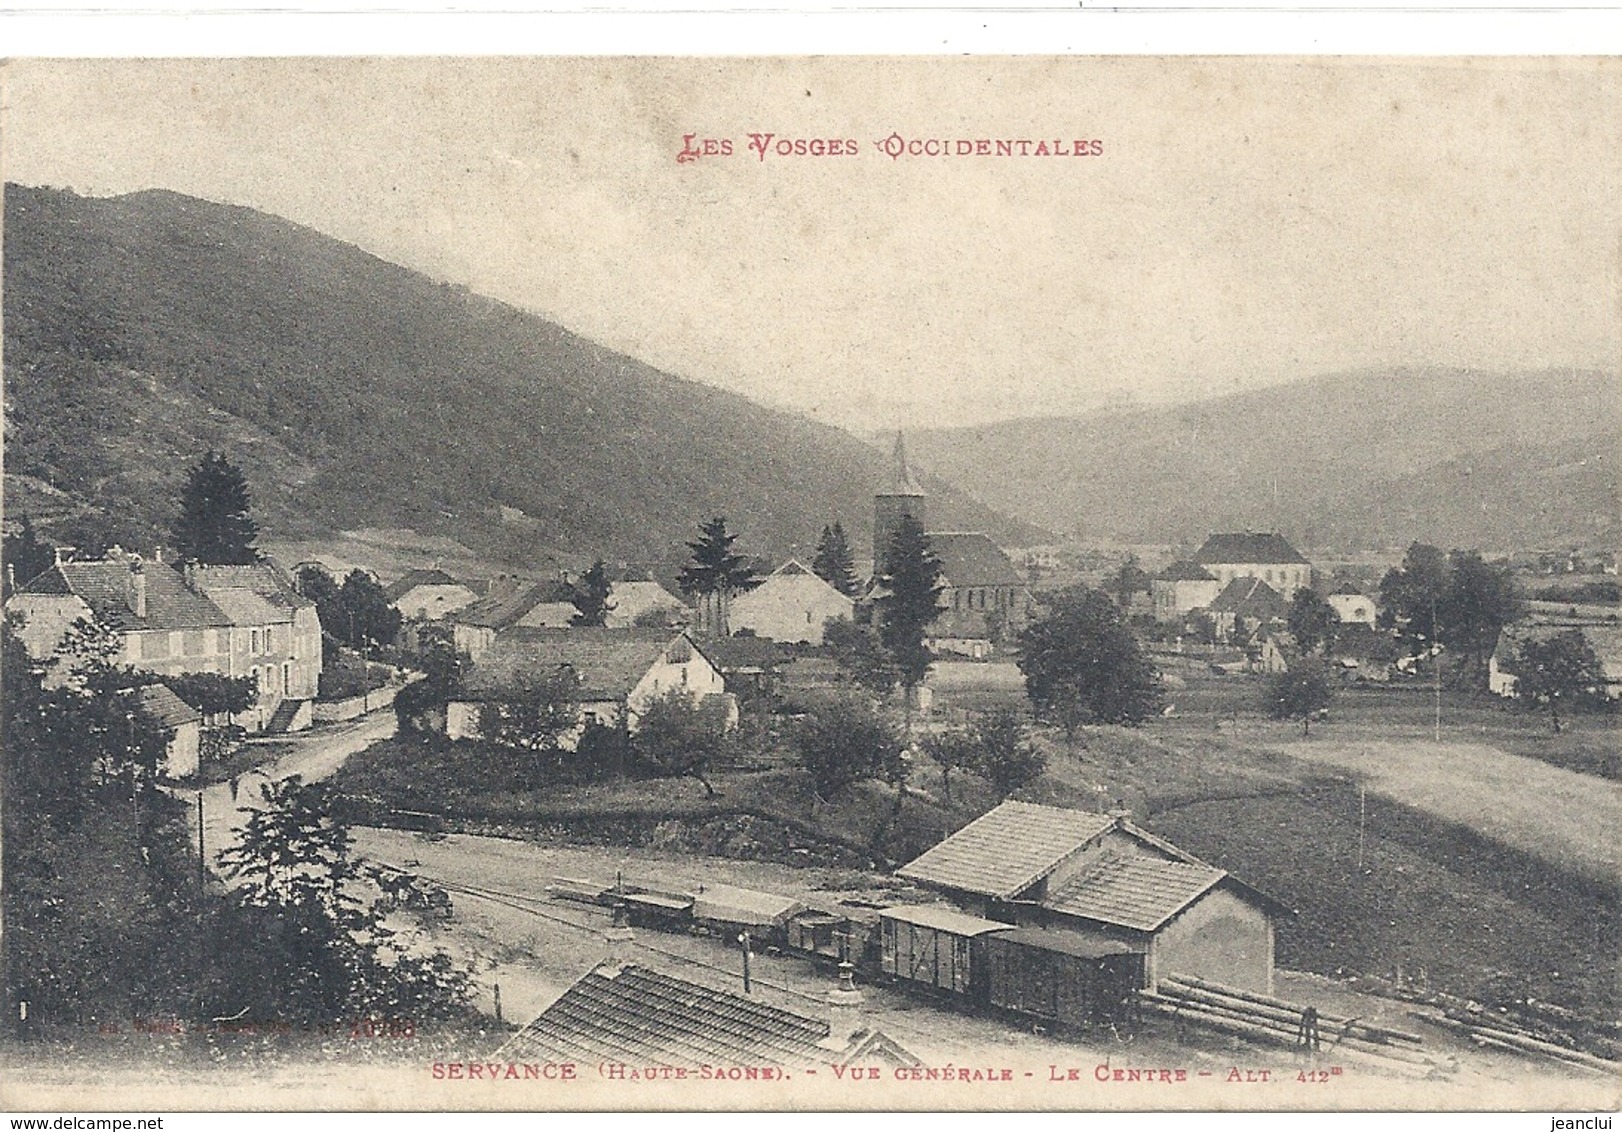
top-left (896, 801), bottom-right (1291, 995)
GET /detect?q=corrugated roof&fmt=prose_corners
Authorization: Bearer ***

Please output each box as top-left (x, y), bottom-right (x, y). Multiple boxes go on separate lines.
top-left (137, 684), bottom-right (201, 729)
top-left (1045, 852), bottom-right (1226, 932)
top-left (26, 560), bottom-right (233, 632)
top-left (462, 628), bottom-right (686, 700)
top-left (1195, 533), bottom-right (1310, 566)
top-left (1156, 560), bottom-right (1217, 582)
top-left (929, 532), bottom-right (1026, 589)
top-left (1207, 576), bottom-right (1287, 618)
top-left (896, 801), bottom-right (1116, 899)
top-left (878, 904), bottom-right (1016, 937)
top-left (383, 568), bottom-right (467, 602)
top-left (692, 884), bottom-right (804, 926)
top-left (498, 964), bottom-right (832, 1067)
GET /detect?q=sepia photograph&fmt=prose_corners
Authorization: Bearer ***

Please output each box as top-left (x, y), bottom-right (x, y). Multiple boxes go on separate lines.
top-left (0, 54), bottom-right (1617, 1113)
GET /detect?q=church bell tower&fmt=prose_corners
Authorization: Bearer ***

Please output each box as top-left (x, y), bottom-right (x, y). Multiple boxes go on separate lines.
top-left (873, 432), bottom-right (927, 572)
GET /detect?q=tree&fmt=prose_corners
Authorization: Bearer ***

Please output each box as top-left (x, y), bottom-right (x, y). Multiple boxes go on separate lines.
top-left (812, 522), bottom-right (860, 597)
top-left (875, 514), bottom-right (944, 696)
top-left (171, 451), bottom-right (259, 565)
top-left (1287, 587), bottom-right (1340, 655)
top-left (971, 707), bottom-right (1048, 797)
top-left (794, 693), bottom-right (905, 805)
top-left (920, 728), bottom-right (979, 804)
top-left (1106, 554), bottom-right (1152, 611)
top-left (677, 516), bottom-right (758, 635)
top-left (2, 514), bottom-right (56, 594)
top-left (822, 618), bottom-right (900, 696)
top-left (1511, 630), bottom-right (1605, 733)
top-left (161, 671), bottom-right (257, 720)
top-left (220, 777), bottom-right (472, 1022)
top-left (571, 560), bottom-right (614, 627)
top-left (632, 690), bottom-right (730, 797)
top-left (1378, 542), bottom-right (1450, 653)
top-left (1440, 550), bottom-right (1521, 677)
top-left (478, 664), bottom-right (583, 771)
top-left (1265, 658), bottom-right (1333, 736)
top-left (1017, 586), bottom-right (1163, 736)
top-left (336, 569), bottom-right (402, 653)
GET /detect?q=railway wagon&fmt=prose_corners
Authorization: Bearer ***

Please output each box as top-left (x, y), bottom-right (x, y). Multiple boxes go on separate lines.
top-left (692, 883), bottom-right (805, 947)
top-left (981, 928), bottom-right (1144, 1029)
top-left (785, 906), bottom-right (880, 967)
top-left (878, 904), bottom-right (1013, 998)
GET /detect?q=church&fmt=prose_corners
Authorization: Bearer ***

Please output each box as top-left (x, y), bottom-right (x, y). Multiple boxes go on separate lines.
top-left (871, 434), bottom-right (1032, 655)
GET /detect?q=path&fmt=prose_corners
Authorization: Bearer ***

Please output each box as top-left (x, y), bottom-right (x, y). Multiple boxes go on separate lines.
top-left (189, 710), bottom-right (397, 871)
top-left (1272, 737), bottom-right (1622, 884)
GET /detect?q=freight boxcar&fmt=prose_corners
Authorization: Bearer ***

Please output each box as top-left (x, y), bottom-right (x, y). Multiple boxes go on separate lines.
top-left (981, 928), bottom-right (1144, 1030)
top-left (786, 906), bottom-right (880, 967)
top-left (878, 904), bottom-right (1013, 998)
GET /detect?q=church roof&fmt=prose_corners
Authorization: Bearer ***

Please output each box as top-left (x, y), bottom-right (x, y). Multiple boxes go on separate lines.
top-left (1195, 532), bottom-right (1309, 566)
top-left (929, 532), bottom-right (1025, 589)
top-left (876, 433), bottom-right (925, 497)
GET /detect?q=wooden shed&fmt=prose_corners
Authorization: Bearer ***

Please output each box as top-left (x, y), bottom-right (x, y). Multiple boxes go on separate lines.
top-left (878, 904), bottom-right (1012, 997)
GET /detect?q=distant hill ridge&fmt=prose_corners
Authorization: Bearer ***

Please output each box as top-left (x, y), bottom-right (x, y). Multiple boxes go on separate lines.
top-left (1, 183), bottom-right (1047, 564)
top-left (903, 366), bottom-right (1619, 554)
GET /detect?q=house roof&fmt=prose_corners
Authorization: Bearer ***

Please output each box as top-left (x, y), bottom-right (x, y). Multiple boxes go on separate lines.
top-left (23, 559), bottom-right (233, 632)
top-left (205, 586), bottom-right (288, 627)
top-left (1195, 533), bottom-right (1310, 566)
top-left (186, 562), bottom-right (313, 611)
top-left (1494, 622), bottom-right (1622, 678)
top-left (1329, 581), bottom-right (1368, 597)
top-left (383, 568), bottom-right (467, 602)
top-left (1207, 576), bottom-right (1288, 619)
top-left (699, 635), bottom-right (786, 673)
top-left (1045, 851), bottom-right (1228, 933)
top-left (895, 801), bottom-right (1116, 899)
top-left (136, 684), bottom-right (202, 729)
top-left (928, 532), bottom-right (1026, 589)
top-left (498, 963), bottom-right (834, 1067)
top-left (878, 904), bottom-right (1016, 937)
top-left (451, 580), bottom-right (578, 629)
top-left (1156, 560), bottom-right (1217, 582)
top-left (462, 628), bottom-right (692, 701)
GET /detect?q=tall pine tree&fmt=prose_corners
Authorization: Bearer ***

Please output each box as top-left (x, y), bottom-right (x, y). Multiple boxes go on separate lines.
top-left (812, 522), bottom-right (859, 597)
top-left (677, 516), bottom-right (758, 635)
top-left (876, 513), bottom-right (943, 693)
top-left (571, 560), bottom-right (614, 627)
top-left (171, 451), bottom-right (259, 565)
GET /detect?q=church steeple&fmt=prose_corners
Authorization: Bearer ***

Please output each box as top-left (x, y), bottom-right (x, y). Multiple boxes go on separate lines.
top-left (874, 431), bottom-right (927, 567)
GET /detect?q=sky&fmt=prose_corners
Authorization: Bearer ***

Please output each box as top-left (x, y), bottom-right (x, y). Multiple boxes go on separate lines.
top-left (1, 56), bottom-right (1617, 431)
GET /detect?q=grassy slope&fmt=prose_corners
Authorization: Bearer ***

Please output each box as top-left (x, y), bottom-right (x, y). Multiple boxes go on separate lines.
top-left (2, 183), bottom-right (1044, 562)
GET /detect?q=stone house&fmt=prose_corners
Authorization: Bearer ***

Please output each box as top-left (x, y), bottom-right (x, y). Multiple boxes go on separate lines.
top-left (728, 559), bottom-right (853, 646)
top-left (1194, 533), bottom-right (1313, 601)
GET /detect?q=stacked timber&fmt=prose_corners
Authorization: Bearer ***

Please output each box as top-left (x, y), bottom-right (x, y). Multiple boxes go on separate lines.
top-left (1140, 974), bottom-right (1440, 1077)
top-left (1428, 1012), bottom-right (1621, 1077)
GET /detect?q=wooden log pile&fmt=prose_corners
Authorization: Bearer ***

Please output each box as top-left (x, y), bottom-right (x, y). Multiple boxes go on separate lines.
top-left (1140, 974), bottom-right (1442, 1078)
top-left (1426, 1011), bottom-right (1621, 1077)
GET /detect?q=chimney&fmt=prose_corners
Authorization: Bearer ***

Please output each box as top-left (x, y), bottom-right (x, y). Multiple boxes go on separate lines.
top-left (54, 546), bottom-right (76, 567)
top-left (1107, 800), bottom-right (1133, 824)
top-left (819, 960), bottom-right (866, 1053)
top-left (153, 548), bottom-right (164, 565)
top-left (5, 563), bottom-right (14, 592)
top-left (603, 902), bottom-right (634, 968)
top-left (127, 555), bottom-right (147, 619)
top-left (183, 560), bottom-right (200, 592)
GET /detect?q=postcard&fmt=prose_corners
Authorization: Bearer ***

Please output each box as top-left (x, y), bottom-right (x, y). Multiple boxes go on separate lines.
top-left (0, 54), bottom-right (1617, 1114)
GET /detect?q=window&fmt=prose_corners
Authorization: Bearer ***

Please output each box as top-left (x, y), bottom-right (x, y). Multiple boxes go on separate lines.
top-left (250, 629), bottom-right (260, 654)
top-left (265, 626), bottom-right (274, 654)
top-left (283, 663), bottom-right (292, 693)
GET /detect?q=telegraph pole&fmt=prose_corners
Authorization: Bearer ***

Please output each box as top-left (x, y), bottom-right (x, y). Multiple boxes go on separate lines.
top-left (197, 791), bottom-right (206, 890)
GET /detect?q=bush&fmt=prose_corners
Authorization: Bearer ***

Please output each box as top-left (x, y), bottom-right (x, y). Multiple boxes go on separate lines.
top-left (317, 658), bottom-right (391, 701)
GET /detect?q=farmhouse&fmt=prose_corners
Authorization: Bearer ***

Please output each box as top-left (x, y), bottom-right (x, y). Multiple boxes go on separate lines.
top-left (1488, 622), bottom-right (1622, 700)
top-left (384, 568), bottom-right (479, 622)
top-left (604, 578), bottom-right (688, 630)
top-left (728, 559), bottom-right (853, 645)
top-left (8, 549), bottom-right (322, 732)
top-left (136, 683), bottom-right (203, 779)
top-left (1194, 533), bottom-right (1312, 601)
top-left (445, 627), bottom-right (731, 740)
top-left (448, 577), bottom-right (582, 659)
top-left (1327, 583), bottom-right (1378, 627)
top-left (498, 961), bottom-right (918, 1069)
top-left (896, 801), bottom-right (1290, 994)
top-left (1205, 576), bottom-right (1288, 643)
top-left (1151, 560), bottom-right (1221, 622)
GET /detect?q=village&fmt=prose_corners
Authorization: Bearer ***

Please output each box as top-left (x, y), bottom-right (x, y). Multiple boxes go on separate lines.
top-left (3, 431), bottom-right (1618, 1097)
